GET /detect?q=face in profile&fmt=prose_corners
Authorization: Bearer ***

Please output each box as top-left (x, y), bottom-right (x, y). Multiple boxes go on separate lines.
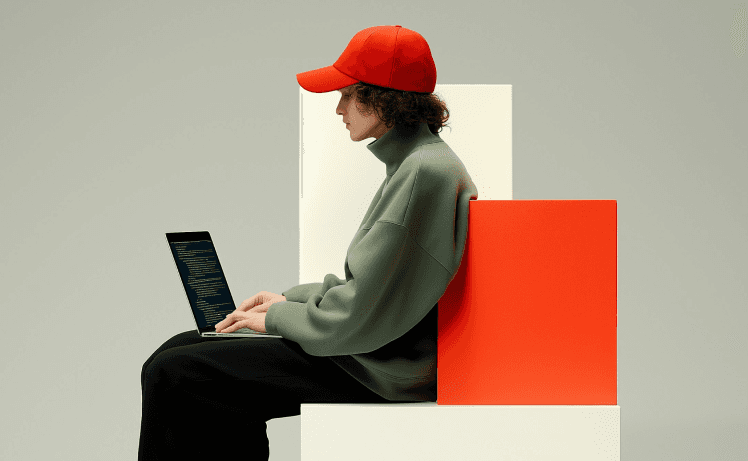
top-left (336, 85), bottom-right (392, 142)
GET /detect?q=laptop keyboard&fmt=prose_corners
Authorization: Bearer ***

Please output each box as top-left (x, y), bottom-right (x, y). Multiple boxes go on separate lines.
top-left (221, 328), bottom-right (264, 334)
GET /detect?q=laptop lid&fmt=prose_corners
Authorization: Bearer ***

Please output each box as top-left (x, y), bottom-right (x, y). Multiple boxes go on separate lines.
top-left (165, 231), bottom-right (241, 335)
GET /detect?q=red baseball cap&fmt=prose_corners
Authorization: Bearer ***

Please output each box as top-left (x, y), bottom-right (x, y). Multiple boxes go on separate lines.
top-left (296, 25), bottom-right (437, 94)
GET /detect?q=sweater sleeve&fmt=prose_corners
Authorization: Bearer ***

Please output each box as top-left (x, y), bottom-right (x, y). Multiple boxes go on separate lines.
top-left (264, 219), bottom-right (452, 356)
top-left (281, 282), bottom-right (324, 303)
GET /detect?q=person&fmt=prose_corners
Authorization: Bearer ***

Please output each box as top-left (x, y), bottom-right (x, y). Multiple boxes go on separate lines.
top-left (138, 25), bottom-right (478, 460)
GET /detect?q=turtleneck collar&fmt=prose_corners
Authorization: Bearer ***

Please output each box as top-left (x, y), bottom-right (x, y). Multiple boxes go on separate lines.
top-left (366, 122), bottom-right (443, 177)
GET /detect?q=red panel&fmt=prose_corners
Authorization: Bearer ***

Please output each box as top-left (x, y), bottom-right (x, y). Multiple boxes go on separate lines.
top-left (438, 200), bottom-right (617, 405)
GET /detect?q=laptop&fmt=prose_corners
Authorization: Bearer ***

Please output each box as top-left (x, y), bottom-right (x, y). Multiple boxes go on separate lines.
top-left (166, 231), bottom-right (282, 338)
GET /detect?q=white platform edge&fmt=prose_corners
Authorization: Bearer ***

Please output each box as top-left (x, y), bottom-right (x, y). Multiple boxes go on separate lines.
top-left (300, 403), bottom-right (620, 461)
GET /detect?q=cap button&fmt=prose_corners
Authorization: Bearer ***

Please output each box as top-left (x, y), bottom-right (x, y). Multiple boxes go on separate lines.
top-left (395, 25), bottom-right (401, 28)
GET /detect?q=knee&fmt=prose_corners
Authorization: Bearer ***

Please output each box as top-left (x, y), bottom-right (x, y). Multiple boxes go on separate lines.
top-left (142, 352), bottom-right (165, 388)
top-left (141, 331), bottom-right (199, 377)
top-left (141, 330), bottom-right (206, 393)
top-left (142, 349), bottom-right (187, 391)
top-left (160, 330), bottom-right (201, 349)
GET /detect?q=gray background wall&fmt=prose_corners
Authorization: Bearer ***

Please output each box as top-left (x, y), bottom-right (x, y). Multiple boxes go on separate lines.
top-left (1, 1), bottom-right (745, 460)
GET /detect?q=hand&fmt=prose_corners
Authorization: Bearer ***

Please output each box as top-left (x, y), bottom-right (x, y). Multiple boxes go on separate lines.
top-left (236, 291), bottom-right (287, 313)
top-left (214, 291), bottom-right (287, 333)
top-left (214, 310), bottom-right (267, 334)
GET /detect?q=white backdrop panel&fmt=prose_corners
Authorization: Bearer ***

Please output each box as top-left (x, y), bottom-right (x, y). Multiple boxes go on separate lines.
top-left (298, 84), bottom-right (512, 284)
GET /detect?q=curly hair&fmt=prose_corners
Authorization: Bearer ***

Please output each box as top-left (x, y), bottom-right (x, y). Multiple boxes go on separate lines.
top-left (349, 82), bottom-right (450, 135)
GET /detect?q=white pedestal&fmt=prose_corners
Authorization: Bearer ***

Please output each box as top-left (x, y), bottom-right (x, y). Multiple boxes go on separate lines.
top-left (300, 403), bottom-right (620, 461)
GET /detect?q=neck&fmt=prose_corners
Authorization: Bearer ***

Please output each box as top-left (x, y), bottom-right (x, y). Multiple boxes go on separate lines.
top-left (366, 122), bottom-right (442, 176)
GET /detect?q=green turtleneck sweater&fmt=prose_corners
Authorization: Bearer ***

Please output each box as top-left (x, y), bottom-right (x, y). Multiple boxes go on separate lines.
top-left (265, 122), bottom-right (478, 401)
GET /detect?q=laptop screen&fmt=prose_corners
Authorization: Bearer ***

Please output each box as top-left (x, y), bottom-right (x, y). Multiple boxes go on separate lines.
top-left (165, 231), bottom-right (235, 332)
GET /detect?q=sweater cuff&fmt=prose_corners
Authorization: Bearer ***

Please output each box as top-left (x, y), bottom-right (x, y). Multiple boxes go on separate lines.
top-left (265, 302), bottom-right (282, 336)
top-left (265, 300), bottom-right (304, 336)
top-left (281, 282), bottom-right (324, 303)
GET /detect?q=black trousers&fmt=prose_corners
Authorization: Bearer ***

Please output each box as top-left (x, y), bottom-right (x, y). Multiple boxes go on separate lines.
top-left (138, 330), bottom-right (415, 460)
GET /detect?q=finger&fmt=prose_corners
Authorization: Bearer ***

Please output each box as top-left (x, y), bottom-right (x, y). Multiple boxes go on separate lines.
top-left (215, 312), bottom-right (233, 328)
top-left (221, 319), bottom-right (249, 333)
top-left (249, 302), bottom-right (268, 314)
top-left (215, 311), bottom-right (240, 330)
top-left (238, 295), bottom-right (260, 312)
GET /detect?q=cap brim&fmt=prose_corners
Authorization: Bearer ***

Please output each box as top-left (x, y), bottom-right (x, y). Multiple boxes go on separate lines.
top-left (296, 65), bottom-right (359, 93)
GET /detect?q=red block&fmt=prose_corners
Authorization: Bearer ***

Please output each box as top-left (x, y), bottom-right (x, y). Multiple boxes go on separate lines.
top-left (438, 200), bottom-right (617, 405)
